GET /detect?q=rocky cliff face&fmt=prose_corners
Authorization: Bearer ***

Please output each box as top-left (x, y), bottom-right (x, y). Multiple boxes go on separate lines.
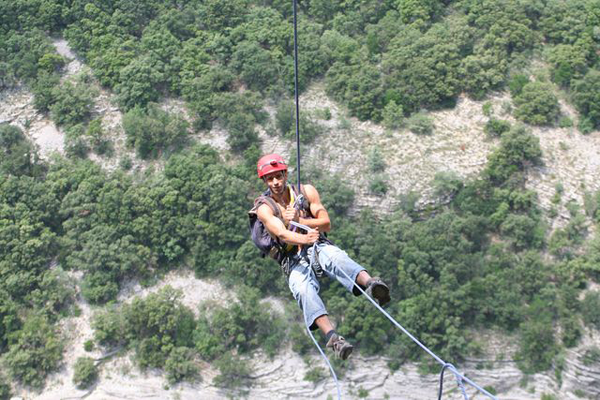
top-left (2, 40), bottom-right (600, 400)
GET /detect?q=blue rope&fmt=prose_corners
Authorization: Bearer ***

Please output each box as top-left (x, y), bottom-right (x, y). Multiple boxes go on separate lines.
top-left (301, 243), bottom-right (342, 400)
top-left (334, 267), bottom-right (499, 400)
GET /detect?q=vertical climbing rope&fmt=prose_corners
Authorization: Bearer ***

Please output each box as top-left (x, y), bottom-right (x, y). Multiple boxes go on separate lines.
top-left (293, 0), bottom-right (301, 192)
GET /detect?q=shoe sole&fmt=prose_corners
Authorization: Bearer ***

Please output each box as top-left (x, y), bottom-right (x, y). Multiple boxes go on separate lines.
top-left (371, 283), bottom-right (391, 307)
top-left (339, 344), bottom-right (353, 360)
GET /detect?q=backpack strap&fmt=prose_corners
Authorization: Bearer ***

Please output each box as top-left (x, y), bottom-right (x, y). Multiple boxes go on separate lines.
top-left (250, 194), bottom-right (282, 220)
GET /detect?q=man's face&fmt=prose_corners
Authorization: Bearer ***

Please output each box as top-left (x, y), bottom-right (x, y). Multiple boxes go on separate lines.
top-left (263, 170), bottom-right (287, 195)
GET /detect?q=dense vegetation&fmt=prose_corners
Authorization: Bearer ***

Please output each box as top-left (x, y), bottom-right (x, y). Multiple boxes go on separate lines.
top-left (1, 0), bottom-right (600, 396)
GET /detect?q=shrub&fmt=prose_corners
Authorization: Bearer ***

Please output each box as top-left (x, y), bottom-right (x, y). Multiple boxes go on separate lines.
top-left (275, 100), bottom-right (324, 143)
top-left (382, 100), bottom-right (404, 130)
top-left (558, 116), bottom-right (573, 128)
top-left (230, 41), bottom-right (277, 92)
top-left (212, 92), bottom-right (265, 152)
top-left (122, 104), bottom-right (189, 159)
top-left (407, 112), bottom-right (434, 135)
top-left (485, 125), bottom-right (542, 183)
top-left (213, 353), bottom-right (251, 389)
top-left (500, 214), bottom-right (543, 250)
top-left (4, 315), bottom-right (63, 388)
top-left (49, 75), bottom-right (97, 127)
top-left (115, 55), bottom-right (165, 110)
top-left (124, 287), bottom-right (196, 369)
top-left (484, 118), bottom-right (511, 137)
top-left (581, 346), bottom-right (600, 366)
top-left (304, 367), bottom-right (326, 384)
top-left (165, 347), bottom-right (198, 384)
top-left (578, 117), bottom-right (595, 134)
top-left (65, 137), bottom-right (90, 159)
top-left (517, 313), bottom-right (557, 373)
top-left (514, 81), bottom-right (560, 126)
top-left (509, 74), bottom-right (529, 97)
top-left (0, 374), bottom-right (10, 400)
top-left (582, 291), bottom-right (600, 329)
top-left (92, 308), bottom-right (126, 348)
top-left (194, 286), bottom-right (284, 360)
top-left (119, 156), bottom-right (133, 171)
top-left (72, 357), bottom-right (98, 389)
top-left (368, 147), bottom-right (386, 173)
top-left (0, 124), bottom-right (42, 177)
top-left (433, 171), bottom-right (463, 200)
top-left (93, 287), bottom-right (197, 379)
top-left (548, 44), bottom-right (588, 88)
top-left (0, 291), bottom-right (19, 353)
top-left (572, 70), bottom-right (600, 130)
top-left (84, 339), bottom-right (94, 352)
top-left (275, 100), bottom-right (294, 136)
top-left (32, 72), bottom-right (60, 112)
top-left (369, 175), bottom-right (388, 196)
top-left (86, 119), bottom-right (112, 156)
top-left (482, 102), bottom-right (493, 117)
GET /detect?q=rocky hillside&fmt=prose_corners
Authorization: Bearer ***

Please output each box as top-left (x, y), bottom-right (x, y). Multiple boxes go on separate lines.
top-left (2, 39), bottom-right (600, 400)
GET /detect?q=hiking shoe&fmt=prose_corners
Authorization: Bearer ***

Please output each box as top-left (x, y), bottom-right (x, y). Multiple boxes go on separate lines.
top-left (326, 334), bottom-right (354, 360)
top-left (366, 277), bottom-right (391, 307)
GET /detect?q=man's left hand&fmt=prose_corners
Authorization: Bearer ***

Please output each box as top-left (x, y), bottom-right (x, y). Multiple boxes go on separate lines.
top-left (284, 205), bottom-right (299, 227)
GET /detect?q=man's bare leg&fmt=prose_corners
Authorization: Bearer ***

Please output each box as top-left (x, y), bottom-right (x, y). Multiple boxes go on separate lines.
top-left (356, 270), bottom-right (372, 287)
top-left (314, 314), bottom-right (334, 335)
top-left (315, 314), bottom-right (353, 359)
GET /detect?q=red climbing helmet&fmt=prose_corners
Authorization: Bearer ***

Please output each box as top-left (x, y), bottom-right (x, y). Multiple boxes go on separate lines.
top-left (257, 153), bottom-right (288, 178)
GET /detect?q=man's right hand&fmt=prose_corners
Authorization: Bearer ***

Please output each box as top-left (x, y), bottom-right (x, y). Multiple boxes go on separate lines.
top-left (304, 228), bottom-right (320, 245)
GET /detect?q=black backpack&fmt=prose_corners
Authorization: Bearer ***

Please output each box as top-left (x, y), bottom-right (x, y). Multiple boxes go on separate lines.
top-left (248, 186), bottom-right (310, 262)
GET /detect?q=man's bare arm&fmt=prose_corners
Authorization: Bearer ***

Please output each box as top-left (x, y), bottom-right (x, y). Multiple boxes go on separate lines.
top-left (298, 184), bottom-right (331, 233)
top-left (257, 204), bottom-right (319, 245)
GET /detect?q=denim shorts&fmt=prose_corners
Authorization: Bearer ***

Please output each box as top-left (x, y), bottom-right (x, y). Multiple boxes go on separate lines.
top-left (287, 243), bottom-right (366, 330)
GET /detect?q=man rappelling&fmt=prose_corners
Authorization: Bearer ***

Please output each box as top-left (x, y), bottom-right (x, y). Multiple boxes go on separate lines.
top-left (249, 153), bottom-right (391, 360)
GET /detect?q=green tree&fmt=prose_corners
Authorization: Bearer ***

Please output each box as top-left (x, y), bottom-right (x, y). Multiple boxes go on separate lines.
top-left (396, 0), bottom-right (443, 30)
top-left (230, 41), bottom-right (278, 93)
top-left (0, 373), bottom-right (10, 400)
top-left (72, 356), bottom-right (98, 389)
top-left (194, 286), bottom-right (284, 360)
top-left (198, 0), bottom-right (249, 31)
top-left (0, 290), bottom-right (19, 353)
top-left (0, 124), bottom-right (44, 177)
top-left (382, 100), bottom-right (404, 130)
top-left (514, 81), bottom-right (560, 126)
top-left (407, 112), bottom-right (434, 135)
top-left (50, 75), bottom-right (98, 128)
top-left (116, 55), bottom-right (165, 110)
top-left (485, 125), bottom-right (542, 183)
top-left (548, 44), bottom-right (589, 87)
top-left (122, 104), bottom-right (189, 159)
top-left (165, 346), bottom-right (198, 384)
top-left (572, 69), bottom-right (600, 130)
top-left (582, 291), bottom-right (600, 329)
top-left (484, 118), bottom-right (511, 138)
top-left (32, 71), bottom-right (60, 113)
top-left (383, 18), bottom-right (472, 113)
top-left (4, 315), bottom-right (63, 388)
